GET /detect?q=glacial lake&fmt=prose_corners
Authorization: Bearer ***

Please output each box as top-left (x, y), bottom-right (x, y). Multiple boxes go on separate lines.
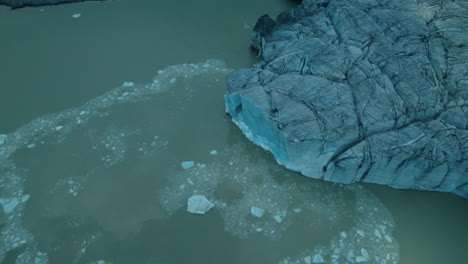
top-left (0, 0), bottom-right (467, 263)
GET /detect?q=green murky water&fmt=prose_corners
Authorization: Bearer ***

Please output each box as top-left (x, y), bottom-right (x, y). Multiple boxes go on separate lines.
top-left (0, 1), bottom-right (467, 264)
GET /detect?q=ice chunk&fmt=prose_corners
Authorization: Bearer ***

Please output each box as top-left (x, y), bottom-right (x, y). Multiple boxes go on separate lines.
top-left (209, 150), bottom-right (218, 155)
top-left (356, 229), bottom-right (365, 237)
top-left (169, 78), bottom-right (176, 83)
top-left (0, 198), bottom-right (20, 214)
top-left (274, 215), bottom-right (283, 223)
top-left (340, 231), bottom-right (347, 238)
top-left (27, 143), bottom-right (36, 149)
top-left (250, 206), bottom-right (265, 218)
top-left (72, 13), bottom-right (81, 19)
top-left (374, 229), bottom-right (382, 239)
top-left (304, 256), bottom-right (312, 264)
top-left (384, 235), bottom-right (393, 243)
top-left (21, 194), bottom-right (31, 202)
top-left (356, 256), bottom-right (368, 262)
top-left (313, 254), bottom-right (324, 263)
top-left (122, 81), bottom-right (134, 87)
top-left (202, 63), bottom-right (210, 68)
top-left (187, 195), bottom-right (215, 214)
top-left (293, 208), bottom-right (302, 213)
top-left (181, 161), bottom-right (195, 169)
top-left (361, 248), bottom-right (369, 258)
top-left (0, 134), bottom-right (6, 145)
top-left (55, 126), bottom-right (63, 131)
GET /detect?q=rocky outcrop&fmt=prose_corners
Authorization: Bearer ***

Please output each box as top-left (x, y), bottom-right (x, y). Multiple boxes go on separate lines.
top-left (0, 0), bottom-right (104, 9)
top-left (225, 0), bottom-right (468, 197)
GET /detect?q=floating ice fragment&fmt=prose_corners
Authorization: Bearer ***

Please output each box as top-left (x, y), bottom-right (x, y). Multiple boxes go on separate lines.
top-left (202, 63), bottom-right (210, 68)
top-left (55, 126), bottom-right (63, 131)
top-left (21, 194), bottom-right (31, 202)
top-left (197, 163), bottom-right (207, 168)
top-left (340, 231), bottom-right (347, 238)
top-left (187, 195), bottom-right (215, 214)
top-left (304, 256), bottom-right (312, 264)
top-left (169, 78), bottom-right (176, 83)
top-left (0, 134), bottom-right (6, 145)
top-left (72, 13), bottom-right (81, 18)
top-left (181, 161), bottom-right (195, 169)
top-left (122, 81), bottom-right (134, 87)
top-left (209, 150), bottom-right (218, 155)
top-left (243, 22), bottom-right (250, 29)
top-left (274, 215), bottom-right (283, 223)
top-left (27, 143), bottom-right (36, 149)
top-left (293, 208), bottom-right (302, 213)
top-left (313, 254), bottom-right (324, 263)
top-left (0, 198), bottom-right (20, 214)
top-left (250, 206), bottom-right (265, 218)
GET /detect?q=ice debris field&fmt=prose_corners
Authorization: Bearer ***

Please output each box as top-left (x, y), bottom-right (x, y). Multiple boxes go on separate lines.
top-left (0, 59), bottom-right (399, 264)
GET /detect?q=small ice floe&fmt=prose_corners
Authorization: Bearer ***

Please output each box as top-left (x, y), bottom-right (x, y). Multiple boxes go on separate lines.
top-left (340, 231), bottom-right (347, 238)
top-left (202, 63), bottom-right (210, 68)
top-left (122, 81), bottom-right (134, 87)
top-left (0, 134), bottom-right (6, 145)
top-left (293, 208), bottom-right (302, 213)
top-left (187, 195), bottom-right (215, 214)
top-left (169, 78), bottom-right (176, 83)
top-left (313, 254), bottom-right (324, 263)
top-left (55, 126), bottom-right (63, 131)
top-left (0, 198), bottom-right (19, 214)
top-left (250, 206), bottom-right (265, 218)
top-left (243, 22), bottom-right (250, 29)
top-left (27, 143), bottom-right (36, 149)
top-left (209, 150), bottom-right (218, 155)
top-left (304, 256), bottom-right (312, 264)
top-left (181, 161), bottom-right (195, 169)
top-left (72, 13), bottom-right (81, 19)
top-left (197, 163), bottom-right (206, 169)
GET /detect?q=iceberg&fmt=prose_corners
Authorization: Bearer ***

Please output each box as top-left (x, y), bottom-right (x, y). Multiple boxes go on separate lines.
top-left (224, 0), bottom-right (468, 197)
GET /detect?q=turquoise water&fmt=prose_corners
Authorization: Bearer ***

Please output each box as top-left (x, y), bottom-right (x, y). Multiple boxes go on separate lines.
top-left (0, 1), bottom-right (467, 263)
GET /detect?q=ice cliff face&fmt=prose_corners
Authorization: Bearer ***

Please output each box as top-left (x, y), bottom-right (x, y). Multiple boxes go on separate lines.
top-left (225, 0), bottom-right (468, 197)
top-left (0, 0), bottom-right (103, 9)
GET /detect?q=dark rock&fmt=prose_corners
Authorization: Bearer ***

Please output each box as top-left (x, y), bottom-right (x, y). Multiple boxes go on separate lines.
top-left (225, 0), bottom-right (468, 197)
top-left (0, 0), bottom-right (106, 9)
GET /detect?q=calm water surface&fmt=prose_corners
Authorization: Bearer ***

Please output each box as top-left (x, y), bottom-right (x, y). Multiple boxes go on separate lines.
top-left (0, 1), bottom-right (467, 264)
